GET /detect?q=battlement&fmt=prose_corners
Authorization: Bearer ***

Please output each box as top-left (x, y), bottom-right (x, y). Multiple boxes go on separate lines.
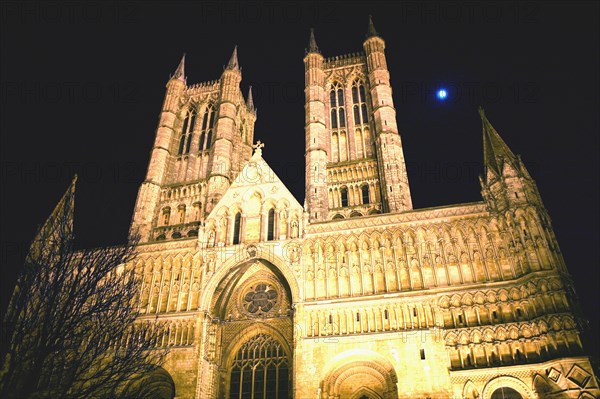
top-left (324, 52), bottom-right (366, 69)
top-left (186, 79), bottom-right (220, 94)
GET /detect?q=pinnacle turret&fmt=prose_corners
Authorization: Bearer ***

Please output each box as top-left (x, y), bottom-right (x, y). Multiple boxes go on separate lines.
top-left (366, 15), bottom-right (379, 38)
top-left (246, 86), bottom-right (255, 112)
top-left (478, 108), bottom-right (543, 211)
top-left (307, 28), bottom-right (320, 54)
top-left (226, 46), bottom-right (240, 70)
top-left (172, 53), bottom-right (186, 82)
top-left (479, 107), bottom-right (519, 177)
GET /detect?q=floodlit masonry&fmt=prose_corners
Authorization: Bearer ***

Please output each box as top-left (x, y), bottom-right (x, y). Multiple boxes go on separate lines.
top-left (120, 17), bottom-right (599, 399)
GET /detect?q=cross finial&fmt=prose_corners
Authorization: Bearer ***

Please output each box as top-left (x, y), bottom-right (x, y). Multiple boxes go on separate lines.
top-left (252, 140), bottom-right (264, 157)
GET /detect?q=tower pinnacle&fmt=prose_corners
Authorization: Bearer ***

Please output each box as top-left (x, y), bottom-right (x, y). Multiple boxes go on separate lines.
top-left (307, 28), bottom-right (320, 54)
top-left (246, 86), bottom-right (255, 112)
top-left (173, 53), bottom-right (186, 81)
top-left (366, 15), bottom-right (379, 38)
top-left (479, 107), bottom-right (518, 177)
top-left (226, 46), bottom-right (240, 70)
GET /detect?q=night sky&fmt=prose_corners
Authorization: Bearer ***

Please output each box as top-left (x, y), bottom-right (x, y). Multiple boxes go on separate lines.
top-left (1, 2), bottom-right (598, 360)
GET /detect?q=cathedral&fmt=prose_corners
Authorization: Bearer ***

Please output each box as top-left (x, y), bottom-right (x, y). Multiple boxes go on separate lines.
top-left (124, 17), bottom-right (599, 399)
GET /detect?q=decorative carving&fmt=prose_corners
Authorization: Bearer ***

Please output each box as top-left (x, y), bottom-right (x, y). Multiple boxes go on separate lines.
top-left (242, 283), bottom-right (278, 314)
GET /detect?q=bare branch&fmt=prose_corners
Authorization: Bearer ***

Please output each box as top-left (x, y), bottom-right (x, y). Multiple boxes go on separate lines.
top-left (1, 180), bottom-right (168, 399)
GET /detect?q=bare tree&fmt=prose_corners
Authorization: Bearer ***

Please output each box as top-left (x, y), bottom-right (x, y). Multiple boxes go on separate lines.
top-left (0, 176), bottom-right (168, 399)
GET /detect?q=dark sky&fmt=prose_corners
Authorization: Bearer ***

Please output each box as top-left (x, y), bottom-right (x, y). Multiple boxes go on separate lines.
top-left (1, 1), bottom-right (598, 359)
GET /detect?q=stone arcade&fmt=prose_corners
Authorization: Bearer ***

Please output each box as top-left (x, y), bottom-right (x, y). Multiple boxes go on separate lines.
top-left (122, 17), bottom-right (599, 399)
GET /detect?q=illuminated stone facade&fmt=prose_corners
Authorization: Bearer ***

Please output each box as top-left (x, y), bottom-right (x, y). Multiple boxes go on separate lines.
top-left (125, 18), bottom-right (599, 399)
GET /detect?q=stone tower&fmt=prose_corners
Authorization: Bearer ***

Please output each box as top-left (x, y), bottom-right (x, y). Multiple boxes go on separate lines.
top-left (304, 16), bottom-right (412, 223)
top-left (110, 16), bottom-right (599, 399)
top-left (130, 49), bottom-right (257, 243)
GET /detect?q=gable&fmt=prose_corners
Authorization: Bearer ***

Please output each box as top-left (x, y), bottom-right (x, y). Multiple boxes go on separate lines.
top-left (200, 150), bottom-right (304, 246)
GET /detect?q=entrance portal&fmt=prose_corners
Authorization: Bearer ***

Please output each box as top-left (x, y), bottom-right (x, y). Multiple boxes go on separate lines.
top-left (320, 356), bottom-right (398, 399)
top-left (210, 260), bottom-right (293, 399)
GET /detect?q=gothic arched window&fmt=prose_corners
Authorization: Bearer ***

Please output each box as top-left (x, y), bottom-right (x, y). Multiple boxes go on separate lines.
top-left (329, 83), bottom-right (346, 130)
top-left (199, 104), bottom-right (216, 151)
top-left (330, 83), bottom-right (349, 162)
top-left (233, 212), bottom-right (241, 245)
top-left (229, 334), bottom-right (289, 399)
top-left (178, 205), bottom-right (186, 224)
top-left (267, 208), bottom-right (275, 241)
top-left (162, 207), bottom-right (171, 226)
top-left (331, 109), bottom-right (337, 129)
top-left (352, 80), bottom-right (369, 125)
top-left (361, 185), bottom-right (370, 204)
top-left (361, 103), bottom-right (369, 123)
top-left (178, 108), bottom-right (196, 155)
top-left (340, 187), bottom-right (348, 207)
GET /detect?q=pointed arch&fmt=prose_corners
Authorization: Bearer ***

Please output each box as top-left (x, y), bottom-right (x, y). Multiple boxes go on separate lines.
top-left (352, 79), bottom-right (369, 126)
top-left (178, 107), bottom-right (196, 155)
top-left (199, 252), bottom-right (300, 313)
top-left (462, 380), bottom-right (480, 399)
top-left (121, 367), bottom-right (175, 399)
top-left (329, 82), bottom-right (346, 138)
top-left (198, 103), bottom-right (216, 151)
top-left (351, 387), bottom-right (382, 399)
top-left (355, 128), bottom-right (364, 158)
top-left (339, 131), bottom-right (348, 161)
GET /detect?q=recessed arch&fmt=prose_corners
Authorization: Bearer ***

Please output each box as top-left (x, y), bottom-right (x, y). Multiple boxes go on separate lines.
top-left (199, 249), bottom-right (300, 314)
top-left (226, 331), bottom-right (290, 399)
top-left (121, 366), bottom-right (175, 399)
top-left (221, 322), bottom-right (292, 367)
top-left (481, 375), bottom-right (533, 399)
top-left (320, 350), bottom-right (398, 399)
top-left (209, 259), bottom-right (292, 321)
top-left (463, 380), bottom-right (480, 399)
top-left (351, 387), bottom-right (383, 399)
top-left (203, 254), bottom-right (296, 399)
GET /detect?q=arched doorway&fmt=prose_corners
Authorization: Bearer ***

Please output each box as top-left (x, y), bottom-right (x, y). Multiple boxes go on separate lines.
top-left (481, 376), bottom-right (532, 399)
top-left (121, 367), bottom-right (175, 399)
top-left (320, 354), bottom-right (398, 399)
top-left (352, 387), bottom-right (383, 399)
top-left (209, 259), bottom-right (293, 399)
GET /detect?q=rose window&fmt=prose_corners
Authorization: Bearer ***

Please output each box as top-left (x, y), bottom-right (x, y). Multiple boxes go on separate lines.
top-left (243, 283), bottom-right (278, 314)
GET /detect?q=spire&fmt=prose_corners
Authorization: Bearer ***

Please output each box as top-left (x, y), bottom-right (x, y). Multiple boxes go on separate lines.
top-left (366, 15), bottom-right (379, 38)
top-left (29, 175), bottom-right (77, 259)
top-left (479, 107), bottom-right (518, 176)
top-left (226, 45), bottom-right (240, 70)
top-left (307, 28), bottom-right (320, 54)
top-left (246, 86), bottom-right (255, 112)
top-left (173, 53), bottom-right (186, 81)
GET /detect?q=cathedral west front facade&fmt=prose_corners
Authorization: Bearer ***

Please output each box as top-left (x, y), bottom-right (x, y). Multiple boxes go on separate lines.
top-left (123, 17), bottom-right (599, 399)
